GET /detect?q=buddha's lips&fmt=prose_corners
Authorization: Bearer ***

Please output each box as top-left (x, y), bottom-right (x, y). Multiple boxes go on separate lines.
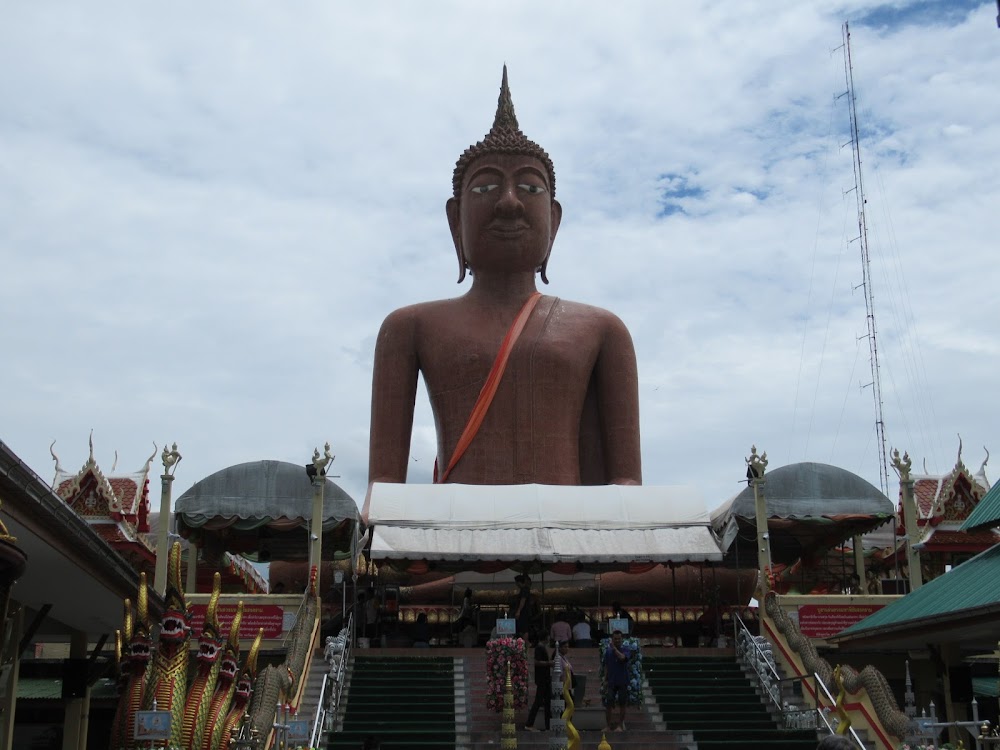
top-left (488, 222), bottom-right (528, 237)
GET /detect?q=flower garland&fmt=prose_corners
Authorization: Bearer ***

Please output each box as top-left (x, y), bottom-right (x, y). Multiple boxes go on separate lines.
top-left (598, 637), bottom-right (642, 706)
top-left (485, 637), bottom-right (528, 712)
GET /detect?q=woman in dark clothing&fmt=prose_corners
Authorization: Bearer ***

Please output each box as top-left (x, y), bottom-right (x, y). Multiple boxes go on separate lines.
top-left (523, 630), bottom-right (552, 731)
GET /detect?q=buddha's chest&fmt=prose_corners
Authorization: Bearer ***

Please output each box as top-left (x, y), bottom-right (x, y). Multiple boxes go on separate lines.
top-left (420, 309), bottom-right (599, 400)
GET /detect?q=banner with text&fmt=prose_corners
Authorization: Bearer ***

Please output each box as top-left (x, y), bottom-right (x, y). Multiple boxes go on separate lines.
top-left (797, 603), bottom-right (884, 639)
top-left (188, 603), bottom-right (285, 639)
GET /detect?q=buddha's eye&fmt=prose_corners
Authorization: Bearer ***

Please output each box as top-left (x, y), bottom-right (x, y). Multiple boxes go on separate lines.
top-left (518, 184), bottom-right (546, 195)
top-left (471, 184), bottom-right (497, 194)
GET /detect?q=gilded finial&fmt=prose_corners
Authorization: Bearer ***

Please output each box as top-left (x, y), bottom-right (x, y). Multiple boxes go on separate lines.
top-left (598, 731), bottom-right (613, 750)
top-left (0, 500), bottom-right (16, 542)
top-left (161, 442), bottom-right (181, 476)
top-left (310, 443), bottom-right (334, 479)
top-left (891, 448), bottom-right (912, 482)
top-left (746, 445), bottom-right (768, 481)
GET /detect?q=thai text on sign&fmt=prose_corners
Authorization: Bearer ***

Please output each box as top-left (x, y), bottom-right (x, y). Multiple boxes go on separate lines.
top-left (797, 604), bottom-right (884, 639)
top-left (188, 603), bottom-right (285, 639)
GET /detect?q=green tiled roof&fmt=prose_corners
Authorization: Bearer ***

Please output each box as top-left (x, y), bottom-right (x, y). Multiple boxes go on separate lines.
top-left (974, 677), bottom-right (1000, 698)
top-left (836, 542), bottom-right (1000, 638)
top-left (17, 677), bottom-right (119, 700)
top-left (961, 481), bottom-right (1000, 531)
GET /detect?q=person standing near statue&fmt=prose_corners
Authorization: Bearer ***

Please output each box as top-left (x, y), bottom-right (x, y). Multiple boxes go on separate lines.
top-left (367, 67), bottom-right (642, 490)
top-left (523, 630), bottom-right (553, 731)
top-left (603, 630), bottom-right (632, 732)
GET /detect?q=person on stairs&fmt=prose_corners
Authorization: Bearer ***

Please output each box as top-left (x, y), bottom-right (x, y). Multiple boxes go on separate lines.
top-left (524, 630), bottom-right (553, 731)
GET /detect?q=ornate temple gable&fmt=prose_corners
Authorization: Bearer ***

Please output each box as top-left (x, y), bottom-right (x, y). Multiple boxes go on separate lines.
top-left (897, 443), bottom-right (991, 536)
top-left (50, 439), bottom-right (155, 533)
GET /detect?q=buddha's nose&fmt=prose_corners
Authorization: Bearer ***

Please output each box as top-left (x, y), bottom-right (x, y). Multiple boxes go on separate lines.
top-left (495, 184), bottom-right (523, 217)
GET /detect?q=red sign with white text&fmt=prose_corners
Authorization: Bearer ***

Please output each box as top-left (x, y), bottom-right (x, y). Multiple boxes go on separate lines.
top-left (797, 604), bottom-right (884, 639)
top-left (188, 603), bottom-right (285, 639)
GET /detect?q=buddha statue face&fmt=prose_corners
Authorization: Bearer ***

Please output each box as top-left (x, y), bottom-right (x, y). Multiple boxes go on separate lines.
top-left (447, 152), bottom-right (561, 279)
top-left (448, 66), bottom-right (560, 283)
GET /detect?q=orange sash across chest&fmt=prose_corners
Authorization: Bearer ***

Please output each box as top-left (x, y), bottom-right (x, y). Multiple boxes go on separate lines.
top-left (433, 291), bottom-right (542, 484)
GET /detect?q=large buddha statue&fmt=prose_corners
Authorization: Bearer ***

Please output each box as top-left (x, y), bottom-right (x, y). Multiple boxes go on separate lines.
top-left (368, 68), bottom-right (641, 488)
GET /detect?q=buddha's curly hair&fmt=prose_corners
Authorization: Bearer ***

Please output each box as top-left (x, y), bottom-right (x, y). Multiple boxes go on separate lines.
top-left (452, 66), bottom-right (556, 199)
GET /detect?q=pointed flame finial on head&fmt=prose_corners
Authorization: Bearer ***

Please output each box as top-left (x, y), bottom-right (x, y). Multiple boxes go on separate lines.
top-left (451, 65), bottom-right (556, 200)
top-left (494, 64), bottom-right (519, 132)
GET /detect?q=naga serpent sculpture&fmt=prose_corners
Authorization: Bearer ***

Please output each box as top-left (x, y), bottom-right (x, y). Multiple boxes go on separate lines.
top-left (110, 573), bottom-right (153, 750)
top-left (143, 541), bottom-right (190, 747)
top-left (245, 573), bottom-right (318, 739)
top-left (763, 591), bottom-right (909, 739)
top-left (180, 572), bottom-right (223, 749)
top-left (201, 600), bottom-right (243, 750)
top-left (217, 628), bottom-right (264, 750)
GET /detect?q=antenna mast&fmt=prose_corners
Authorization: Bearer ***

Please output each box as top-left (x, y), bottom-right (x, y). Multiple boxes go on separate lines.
top-left (841, 21), bottom-right (889, 495)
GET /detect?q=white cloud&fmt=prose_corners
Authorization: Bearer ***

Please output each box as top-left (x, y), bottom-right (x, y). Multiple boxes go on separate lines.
top-left (1, 1), bottom-right (997, 511)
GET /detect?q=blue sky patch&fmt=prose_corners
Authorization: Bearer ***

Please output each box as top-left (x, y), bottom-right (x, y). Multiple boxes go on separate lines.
top-left (853, 0), bottom-right (984, 30)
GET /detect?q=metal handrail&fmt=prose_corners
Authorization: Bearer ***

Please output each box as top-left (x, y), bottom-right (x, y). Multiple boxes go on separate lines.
top-left (813, 670), bottom-right (868, 749)
top-left (734, 613), bottom-right (786, 710)
top-left (734, 614), bottom-right (821, 732)
top-left (310, 612), bottom-right (353, 748)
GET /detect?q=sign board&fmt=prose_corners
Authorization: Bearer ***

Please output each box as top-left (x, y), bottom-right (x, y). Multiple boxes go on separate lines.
top-left (334, 570), bottom-right (344, 584)
top-left (797, 604), bottom-right (884, 639)
top-left (287, 720), bottom-right (310, 743)
top-left (189, 603), bottom-right (285, 639)
top-left (135, 710), bottom-right (171, 740)
top-left (608, 617), bottom-right (630, 635)
top-left (495, 618), bottom-right (517, 636)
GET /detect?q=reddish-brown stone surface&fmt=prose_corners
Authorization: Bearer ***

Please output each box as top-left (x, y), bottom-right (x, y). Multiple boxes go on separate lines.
top-left (368, 69), bottom-right (641, 488)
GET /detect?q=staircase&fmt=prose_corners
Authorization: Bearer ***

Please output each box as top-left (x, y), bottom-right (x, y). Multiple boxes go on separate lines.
top-left (297, 654), bottom-right (326, 732)
top-left (329, 646), bottom-right (693, 750)
top-left (328, 654), bottom-right (456, 749)
top-left (644, 653), bottom-right (818, 750)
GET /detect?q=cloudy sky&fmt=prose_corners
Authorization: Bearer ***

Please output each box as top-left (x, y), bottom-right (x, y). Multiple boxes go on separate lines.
top-left (2, 1), bottom-right (997, 515)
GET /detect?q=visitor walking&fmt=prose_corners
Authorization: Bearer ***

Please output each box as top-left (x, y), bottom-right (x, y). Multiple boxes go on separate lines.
top-left (603, 630), bottom-right (631, 732)
top-left (523, 631), bottom-right (553, 731)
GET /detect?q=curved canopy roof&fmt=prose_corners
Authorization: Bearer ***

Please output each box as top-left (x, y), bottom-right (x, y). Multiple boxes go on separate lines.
top-left (175, 460), bottom-right (360, 561)
top-left (711, 462), bottom-right (894, 565)
top-left (366, 482), bottom-right (723, 573)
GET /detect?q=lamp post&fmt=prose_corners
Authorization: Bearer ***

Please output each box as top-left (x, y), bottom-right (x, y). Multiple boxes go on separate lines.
top-left (154, 443), bottom-right (181, 596)
top-left (746, 446), bottom-right (770, 594)
top-left (892, 449), bottom-right (923, 591)
top-left (305, 444), bottom-right (334, 596)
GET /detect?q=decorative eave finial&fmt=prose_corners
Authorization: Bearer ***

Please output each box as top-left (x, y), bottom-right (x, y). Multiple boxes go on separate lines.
top-left (49, 440), bottom-right (63, 475)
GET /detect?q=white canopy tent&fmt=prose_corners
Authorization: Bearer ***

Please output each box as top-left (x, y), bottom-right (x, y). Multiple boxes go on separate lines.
top-left (364, 483), bottom-right (723, 569)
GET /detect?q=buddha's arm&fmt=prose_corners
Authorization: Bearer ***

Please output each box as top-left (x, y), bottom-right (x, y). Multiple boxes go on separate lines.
top-left (595, 315), bottom-right (642, 485)
top-left (368, 309), bottom-right (420, 485)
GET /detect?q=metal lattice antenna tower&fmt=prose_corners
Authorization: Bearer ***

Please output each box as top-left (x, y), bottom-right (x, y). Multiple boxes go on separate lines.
top-left (841, 21), bottom-right (889, 495)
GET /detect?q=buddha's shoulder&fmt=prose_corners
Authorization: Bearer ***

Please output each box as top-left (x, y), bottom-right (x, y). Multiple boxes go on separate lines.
top-left (550, 298), bottom-right (631, 332)
top-left (377, 298), bottom-right (463, 332)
